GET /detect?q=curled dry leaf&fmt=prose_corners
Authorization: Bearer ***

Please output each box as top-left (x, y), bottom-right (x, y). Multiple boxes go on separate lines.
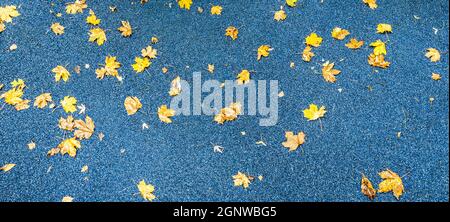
top-left (377, 23), bottom-right (392, 33)
top-left (302, 46), bottom-right (314, 62)
top-left (124, 96), bottom-right (142, 115)
top-left (169, 76), bottom-right (182, 96)
top-left (1, 163), bottom-right (16, 172)
top-left (331, 27), bottom-right (350, 40)
top-left (257, 45), bottom-right (272, 61)
top-left (274, 9), bottom-right (287, 22)
top-left (210, 5), bottom-right (223, 15)
top-left (59, 115), bottom-right (75, 131)
top-left (236, 70), bottom-right (251, 85)
top-left (425, 48), bottom-right (441, 62)
top-left (50, 23), bottom-right (65, 35)
top-left (141, 46), bottom-right (157, 59)
top-left (361, 175), bottom-right (377, 200)
top-left (225, 26), bottom-right (239, 40)
top-left (363, 0), bottom-right (377, 9)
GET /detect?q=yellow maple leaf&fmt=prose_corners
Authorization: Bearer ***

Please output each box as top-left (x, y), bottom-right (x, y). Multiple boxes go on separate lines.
top-left (363, 0), bottom-right (377, 9)
top-left (274, 9), bottom-right (287, 22)
top-left (233, 172), bottom-right (252, 189)
top-left (65, 0), bottom-right (87, 14)
top-left (225, 26), bottom-right (239, 40)
top-left (368, 53), bottom-right (390, 68)
top-left (345, 38), bottom-right (364, 49)
top-left (377, 23), bottom-right (392, 33)
top-left (257, 45), bottom-right (272, 61)
top-left (50, 23), bottom-right (65, 35)
top-left (59, 115), bottom-right (75, 131)
top-left (207, 64), bottom-right (215, 73)
top-left (331, 27), bottom-right (350, 40)
top-left (431, 73), bottom-right (441, 81)
top-left (158, 105), bottom-right (175, 123)
top-left (425, 48), bottom-right (441, 62)
top-left (286, 0), bottom-right (298, 7)
top-left (169, 76), bottom-right (182, 96)
top-left (282, 131), bottom-right (306, 152)
top-left (361, 174), bottom-right (377, 200)
top-left (302, 46), bottom-right (315, 62)
top-left (60, 96), bottom-right (77, 113)
top-left (305, 33), bottom-right (323, 47)
top-left (0, 5), bottom-right (20, 23)
top-left (214, 103), bottom-right (241, 124)
top-left (57, 137), bottom-right (81, 157)
top-left (211, 5), bottom-right (223, 15)
top-left (124, 96), bottom-right (142, 115)
top-left (34, 93), bottom-right (52, 108)
top-left (74, 116), bottom-right (95, 140)
top-left (61, 196), bottom-right (74, 202)
top-left (86, 9), bottom-right (101, 25)
top-left (137, 180), bottom-right (156, 201)
top-left (96, 56), bottom-right (121, 79)
top-left (322, 61), bottom-right (341, 83)
top-left (236, 70), bottom-right (251, 85)
top-left (141, 46), bottom-right (158, 59)
top-left (52, 65), bottom-right (71, 82)
top-left (118, 21), bottom-right (132, 37)
top-left (378, 169), bottom-right (404, 200)
top-left (14, 99), bottom-right (30, 111)
top-left (1, 163), bottom-right (16, 172)
top-left (303, 104), bottom-right (326, 121)
top-left (178, 0), bottom-right (193, 10)
top-left (132, 57), bottom-right (151, 73)
top-left (0, 87), bottom-right (24, 105)
top-left (88, 27), bottom-right (106, 46)
top-left (370, 40), bottom-right (387, 55)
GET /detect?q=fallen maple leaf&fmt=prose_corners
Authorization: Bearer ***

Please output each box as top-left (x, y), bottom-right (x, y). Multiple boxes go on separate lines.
top-left (305, 33), bottom-right (323, 47)
top-left (96, 56), bottom-right (121, 79)
top-left (363, 0), bottom-right (377, 9)
top-left (118, 21), bottom-right (132, 37)
top-left (158, 105), bottom-right (175, 123)
top-left (377, 23), bottom-right (392, 33)
top-left (60, 96), bottom-right (77, 113)
top-left (86, 9), bottom-right (101, 25)
top-left (61, 196), bottom-right (74, 202)
top-left (378, 169), bottom-right (404, 200)
top-left (286, 0), bottom-right (298, 7)
top-left (361, 174), bottom-right (377, 200)
top-left (207, 64), bottom-right (215, 73)
top-left (88, 27), bottom-right (106, 46)
top-left (236, 70), bottom-right (251, 85)
top-left (302, 46), bottom-right (315, 62)
top-left (124, 96), bottom-right (142, 115)
top-left (74, 116), bottom-right (95, 140)
top-left (141, 46), bottom-right (157, 59)
top-left (257, 45), bottom-right (272, 61)
top-left (431, 73), bottom-right (441, 81)
top-left (1, 163), bottom-right (15, 172)
top-left (322, 61), bottom-right (341, 83)
top-left (303, 104), bottom-right (326, 121)
top-left (274, 8), bottom-right (287, 21)
top-left (169, 76), bottom-right (182, 96)
top-left (214, 103), bottom-right (241, 124)
top-left (225, 26), bottom-right (239, 40)
top-left (59, 115), bottom-right (75, 131)
top-left (132, 57), bottom-right (151, 73)
top-left (370, 40), bottom-right (387, 55)
top-left (52, 65), bottom-right (71, 82)
top-left (233, 172), bottom-right (252, 189)
top-left (57, 137), bottom-right (81, 157)
top-left (282, 131), bottom-right (306, 152)
top-left (138, 180), bottom-right (156, 201)
top-left (50, 23), bottom-right (65, 35)
top-left (0, 5), bottom-right (20, 23)
top-left (368, 53), bottom-right (390, 68)
top-left (345, 38), bottom-right (364, 49)
top-left (425, 48), bottom-right (441, 62)
top-left (331, 27), bottom-right (350, 40)
top-left (65, 0), bottom-right (87, 14)
top-left (34, 93), bottom-right (52, 108)
top-left (211, 5), bottom-right (223, 15)
top-left (178, 0), bottom-right (193, 10)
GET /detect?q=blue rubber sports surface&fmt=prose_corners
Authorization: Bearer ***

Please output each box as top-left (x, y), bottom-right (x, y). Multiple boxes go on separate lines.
top-left (0, 0), bottom-right (448, 202)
